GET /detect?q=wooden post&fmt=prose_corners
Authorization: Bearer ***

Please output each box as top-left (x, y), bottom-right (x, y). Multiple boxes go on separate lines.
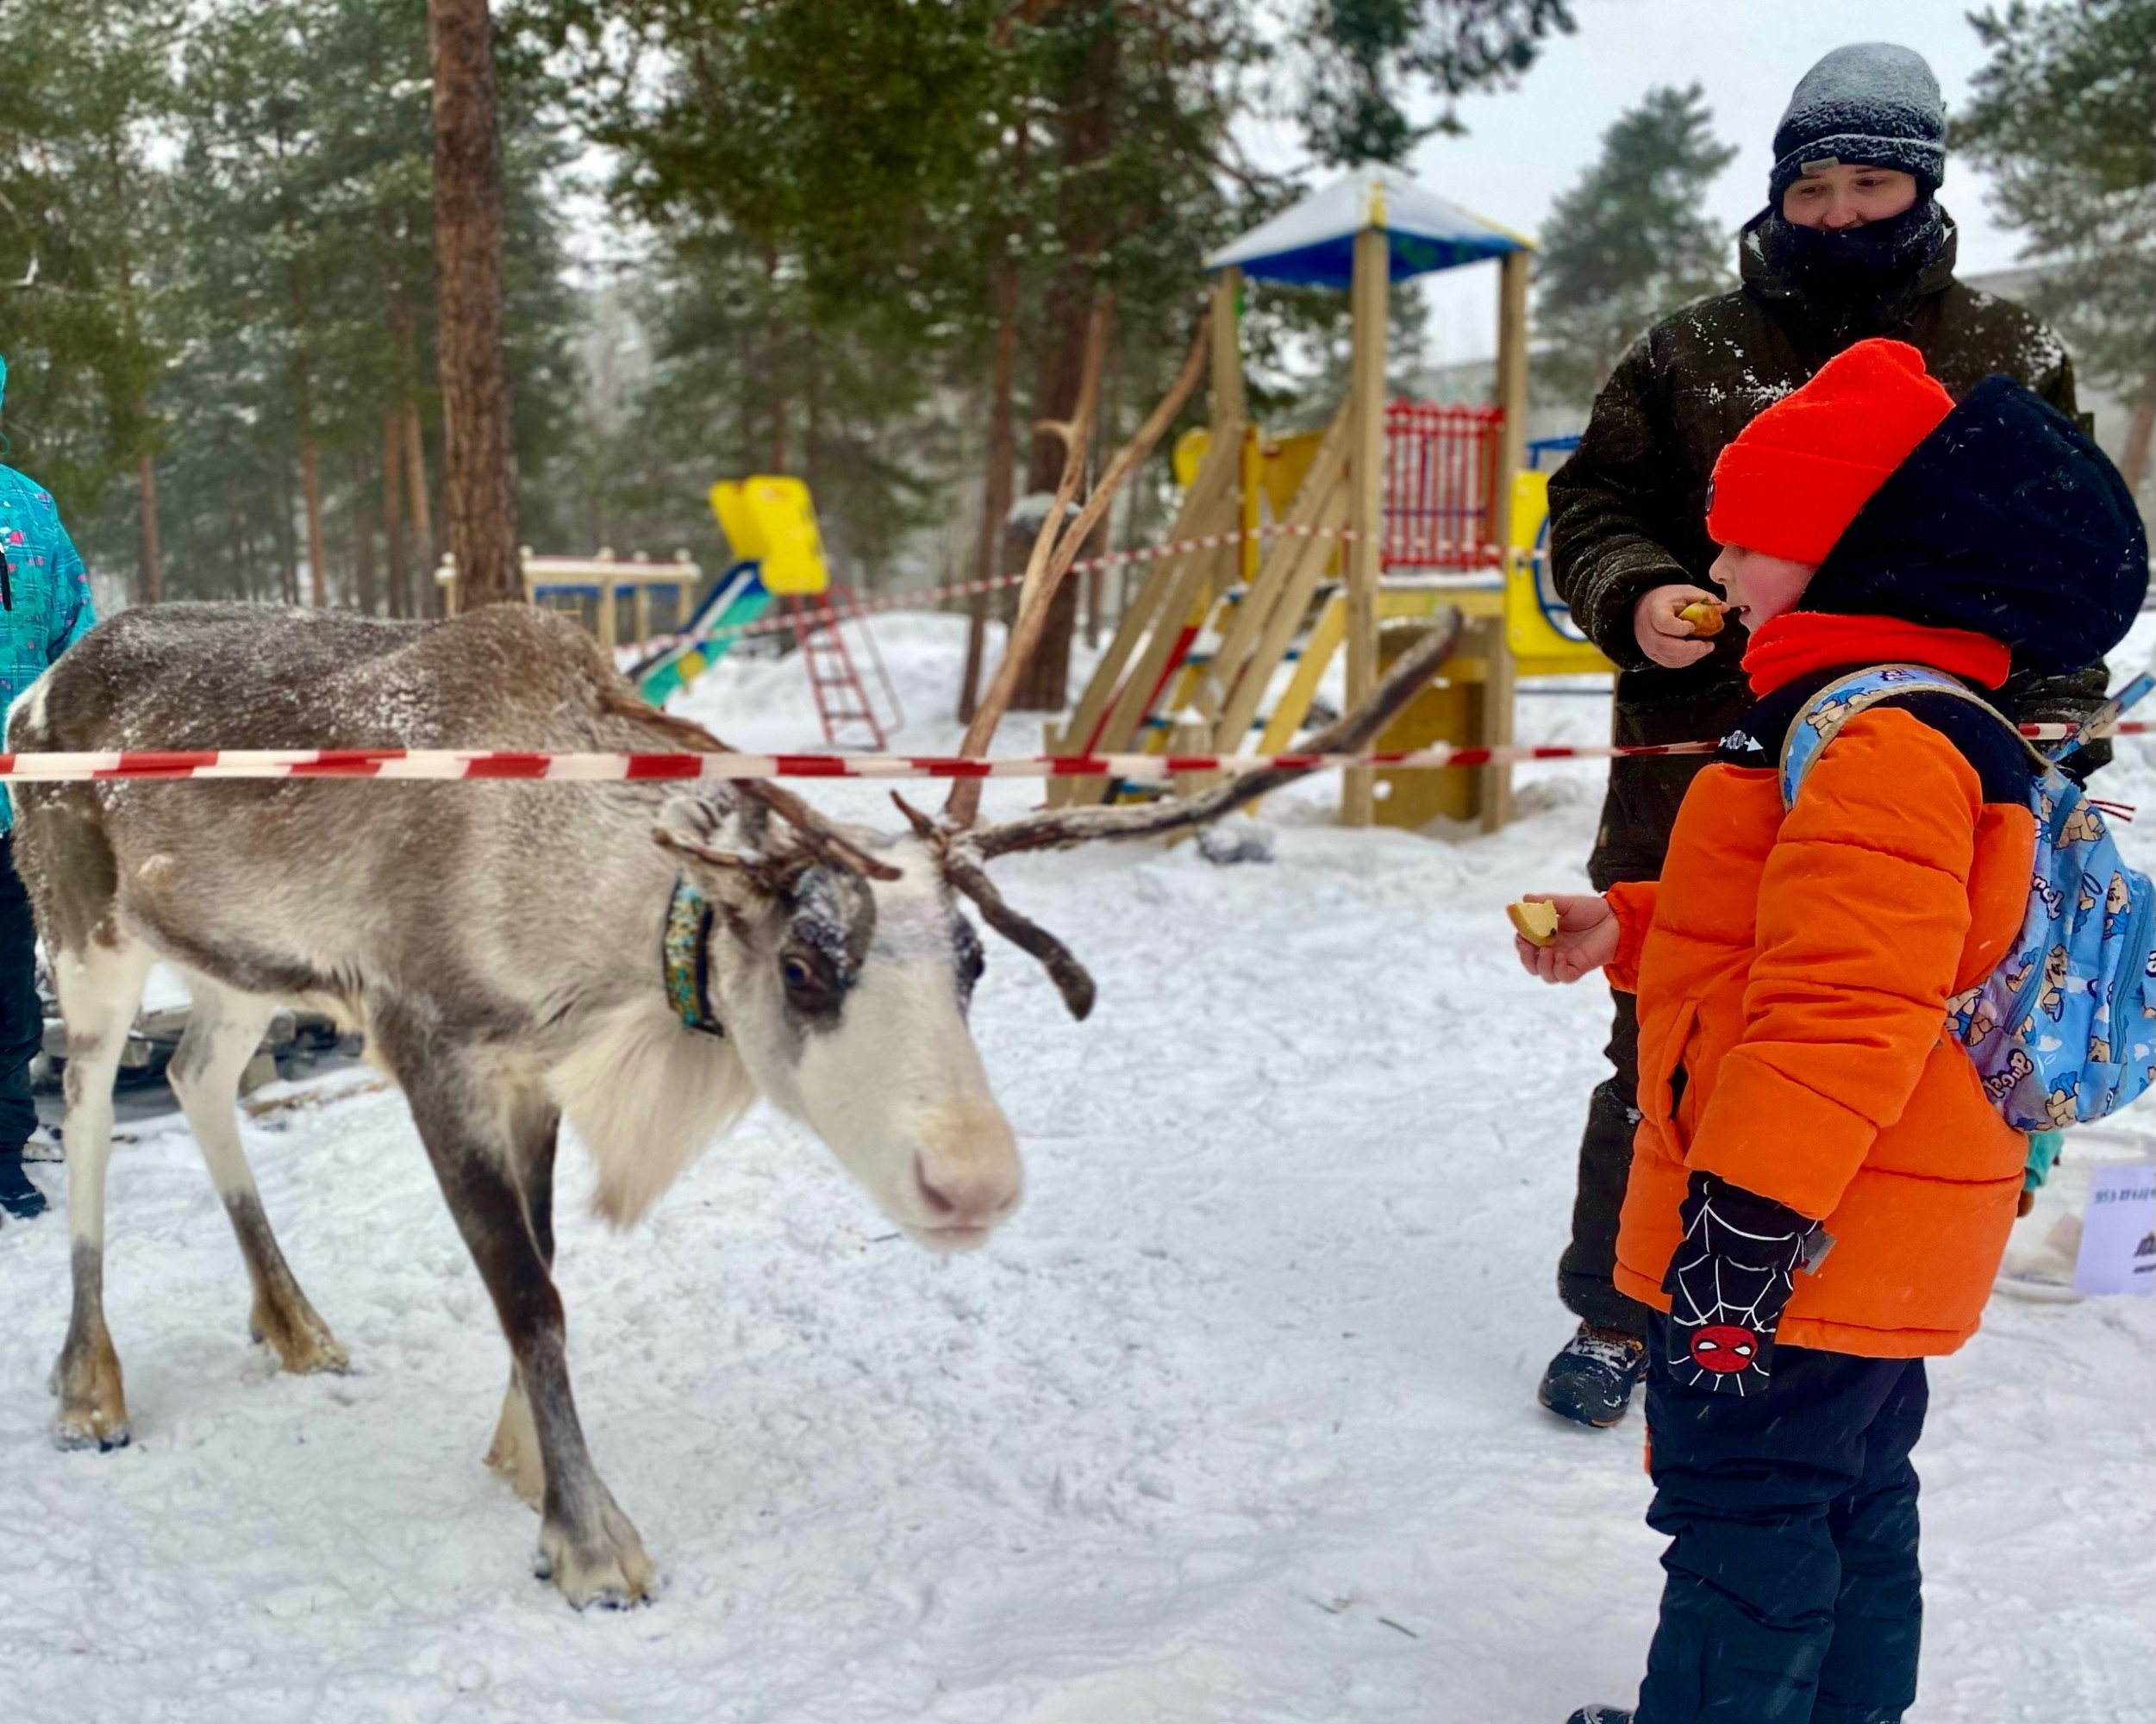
top-left (1210, 267), bottom-right (1244, 428)
top-left (1484, 247), bottom-right (1532, 832)
top-left (1341, 222), bottom-right (1388, 828)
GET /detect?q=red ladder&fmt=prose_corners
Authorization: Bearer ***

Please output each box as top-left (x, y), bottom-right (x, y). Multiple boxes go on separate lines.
top-left (784, 589), bottom-right (901, 750)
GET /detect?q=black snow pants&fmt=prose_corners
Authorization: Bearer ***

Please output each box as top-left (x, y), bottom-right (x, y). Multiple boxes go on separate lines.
top-left (1556, 989), bottom-right (1652, 1337)
top-left (1635, 1315), bottom-right (1928, 1724)
top-left (0, 836), bottom-right (41, 1152)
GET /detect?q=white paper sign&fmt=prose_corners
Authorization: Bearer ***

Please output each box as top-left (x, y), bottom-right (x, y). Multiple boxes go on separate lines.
top-left (2073, 1162), bottom-right (2156, 1297)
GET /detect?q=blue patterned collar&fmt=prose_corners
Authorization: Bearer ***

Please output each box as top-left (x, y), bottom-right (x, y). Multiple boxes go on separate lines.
top-left (663, 877), bottom-right (725, 1037)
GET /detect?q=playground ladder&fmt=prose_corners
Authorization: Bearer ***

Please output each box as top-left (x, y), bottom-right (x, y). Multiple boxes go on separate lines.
top-left (784, 589), bottom-right (901, 751)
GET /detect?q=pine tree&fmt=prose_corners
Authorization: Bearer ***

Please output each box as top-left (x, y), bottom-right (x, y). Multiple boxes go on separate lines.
top-left (0, 0), bottom-right (178, 539)
top-left (1532, 84), bottom-right (1737, 408)
top-left (1960, 0), bottom-right (2156, 503)
top-left (1303, 0), bottom-right (1575, 166)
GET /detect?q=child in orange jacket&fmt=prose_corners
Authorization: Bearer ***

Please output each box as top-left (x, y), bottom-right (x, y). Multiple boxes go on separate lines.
top-left (1522, 339), bottom-right (2147, 1724)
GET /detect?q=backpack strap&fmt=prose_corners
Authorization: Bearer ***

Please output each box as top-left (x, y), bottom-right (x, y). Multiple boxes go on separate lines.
top-left (1779, 664), bottom-right (2045, 810)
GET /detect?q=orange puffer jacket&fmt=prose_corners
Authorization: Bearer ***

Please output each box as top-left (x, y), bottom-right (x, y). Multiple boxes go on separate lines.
top-left (1605, 677), bottom-right (2038, 1358)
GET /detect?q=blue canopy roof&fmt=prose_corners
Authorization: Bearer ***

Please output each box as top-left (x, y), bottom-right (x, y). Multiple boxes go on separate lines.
top-left (1206, 165), bottom-right (1531, 289)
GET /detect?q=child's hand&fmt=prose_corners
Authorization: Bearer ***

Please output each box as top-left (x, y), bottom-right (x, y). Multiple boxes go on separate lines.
top-left (1513, 893), bottom-right (1619, 984)
top-left (1633, 584), bottom-right (1723, 669)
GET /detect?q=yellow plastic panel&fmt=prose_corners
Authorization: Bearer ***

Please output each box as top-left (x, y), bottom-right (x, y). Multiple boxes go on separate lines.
top-left (1172, 428), bottom-right (1210, 490)
top-left (708, 475), bottom-right (830, 594)
top-left (1503, 469), bottom-right (1613, 675)
top-left (1258, 432), bottom-right (1324, 518)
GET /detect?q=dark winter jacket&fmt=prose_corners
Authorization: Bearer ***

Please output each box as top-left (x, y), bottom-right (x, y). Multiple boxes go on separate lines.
top-left (1548, 209), bottom-right (2096, 890)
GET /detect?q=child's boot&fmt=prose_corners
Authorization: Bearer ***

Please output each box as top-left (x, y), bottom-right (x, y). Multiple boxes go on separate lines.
top-left (0, 1148), bottom-right (46, 1219)
top-left (1538, 1321), bottom-right (1646, 1427)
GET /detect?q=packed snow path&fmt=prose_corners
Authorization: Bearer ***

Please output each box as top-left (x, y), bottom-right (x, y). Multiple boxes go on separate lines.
top-left (0, 617), bottom-right (2147, 1723)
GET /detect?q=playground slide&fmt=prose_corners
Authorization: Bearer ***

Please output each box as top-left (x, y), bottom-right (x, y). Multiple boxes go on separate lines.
top-left (634, 560), bottom-right (771, 707)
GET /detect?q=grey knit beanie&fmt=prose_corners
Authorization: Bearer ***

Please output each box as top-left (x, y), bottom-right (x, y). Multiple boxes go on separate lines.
top-left (1770, 44), bottom-right (1946, 203)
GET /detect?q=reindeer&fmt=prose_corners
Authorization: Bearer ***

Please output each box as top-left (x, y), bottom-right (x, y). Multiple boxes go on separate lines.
top-left (9, 597), bottom-right (1455, 1607)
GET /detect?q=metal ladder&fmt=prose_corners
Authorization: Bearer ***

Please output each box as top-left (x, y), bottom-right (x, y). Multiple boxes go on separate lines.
top-left (784, 588), bottom-right (902, 751)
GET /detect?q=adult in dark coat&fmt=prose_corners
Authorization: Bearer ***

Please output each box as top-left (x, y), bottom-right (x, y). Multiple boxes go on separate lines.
top-left (1535, 42), bottom-right (2100, 1432)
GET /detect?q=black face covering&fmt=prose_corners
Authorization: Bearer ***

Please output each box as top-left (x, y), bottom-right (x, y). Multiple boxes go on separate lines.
top-left (1759, 197), bottom-right (1947, 315)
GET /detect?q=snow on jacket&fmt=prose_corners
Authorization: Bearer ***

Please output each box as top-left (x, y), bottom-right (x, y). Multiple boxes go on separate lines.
top-left (1546, 208), bottom-right (2094, 890)
top-left (0, 359), bottom-right (99, 831)
top-left (1602, 372), bottom-right (2146, 1359)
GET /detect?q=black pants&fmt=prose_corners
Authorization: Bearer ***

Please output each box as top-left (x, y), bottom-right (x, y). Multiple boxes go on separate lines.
top-left (1636, 1316), bottom-right (1927, 1724)
top-left (0, 835), bottom-right (41, 1152)
top-left (1557, 989), bottom-right (1653, 1336)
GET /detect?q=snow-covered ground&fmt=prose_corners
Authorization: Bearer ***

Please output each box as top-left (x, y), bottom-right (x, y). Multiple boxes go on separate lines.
top-left (0, 614), bottom-right (2147, 1724)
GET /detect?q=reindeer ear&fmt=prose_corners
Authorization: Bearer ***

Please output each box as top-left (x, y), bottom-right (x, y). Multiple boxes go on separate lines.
top-left (653, 796), bottom-right (787, 901)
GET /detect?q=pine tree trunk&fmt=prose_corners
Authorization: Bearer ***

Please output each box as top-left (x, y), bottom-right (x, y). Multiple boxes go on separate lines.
top-left (959, 253), bottom-right (1022, 721)
top-left (428, 0), bottom-right (520, 607)
top-left (354, 457), bottom-right (380, 616)
top-left (274, 468), bottom-right (298, 605)
top-left (763, 244), bottom-right (789, 472)
top-left (383, 409), bottom-right (409, 618)
top-left (137, 444), bottom-right (161, 603)
top-left (402, 392), bottom-right (436, 611)
top-left (297, 403), bottom-right (328, 608)
top-left (1008, 9), bottom-right (1116, 714)
top-left (109, 139), bottom-right (160, 604)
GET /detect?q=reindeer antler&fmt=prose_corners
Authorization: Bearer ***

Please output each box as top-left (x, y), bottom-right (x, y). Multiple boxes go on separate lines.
top-left (946, 297), bottom-right (1212, 829)
top-left (604, 689), bottom-right (901, 882)
top-left (963, 609), bottom-right (1463, 859)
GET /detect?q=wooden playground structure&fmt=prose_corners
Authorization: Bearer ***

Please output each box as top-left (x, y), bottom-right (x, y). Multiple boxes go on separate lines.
top-left (1046, 164), bottom-right (1609, 833)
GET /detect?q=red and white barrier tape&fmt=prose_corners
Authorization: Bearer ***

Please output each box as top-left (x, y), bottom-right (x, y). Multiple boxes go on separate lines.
top-left (0, 722), bottom-right (2134, 784)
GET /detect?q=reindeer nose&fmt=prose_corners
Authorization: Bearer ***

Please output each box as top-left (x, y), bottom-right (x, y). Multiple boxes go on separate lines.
top-left (914, 1151), bottom-right (1022, 1228)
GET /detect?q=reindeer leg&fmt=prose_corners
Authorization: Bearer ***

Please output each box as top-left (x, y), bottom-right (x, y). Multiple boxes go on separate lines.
top-left (169, 977), bottom-right (346, 1375)
top-left (378, 1010), bottom-right (651, 1608)
top-left (485, 1110), bottom-right (558, 1511)
top-left (47, 934), bottom-right (153, 1450)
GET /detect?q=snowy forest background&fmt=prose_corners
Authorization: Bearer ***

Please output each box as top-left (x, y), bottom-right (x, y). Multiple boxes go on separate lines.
top-left (2, 0), bottom-right (2149, 659)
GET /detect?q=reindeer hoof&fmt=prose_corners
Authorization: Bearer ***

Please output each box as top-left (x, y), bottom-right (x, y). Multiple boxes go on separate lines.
top-left (535, 1502), bottom-right (657, 1609)
top-left (52, 1340), bottom-right (129, 1451)
top-left (251, 1309), bottom-right (350, 1376)
top-left (53, 1409), bottom-right (130, 1452)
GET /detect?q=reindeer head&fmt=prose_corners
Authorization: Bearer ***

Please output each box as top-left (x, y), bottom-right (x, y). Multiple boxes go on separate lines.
top-left (653, 791), bottom-right (1019, 1252)
top-left (641, 611), bottom-right (1459, 1259)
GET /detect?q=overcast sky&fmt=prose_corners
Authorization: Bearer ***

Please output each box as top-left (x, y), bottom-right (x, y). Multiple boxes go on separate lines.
top-left (1238, 0), bottom-right (2033, 367)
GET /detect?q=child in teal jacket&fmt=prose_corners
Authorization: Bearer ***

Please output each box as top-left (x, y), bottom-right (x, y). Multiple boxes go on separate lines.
top-left (0, 353), bottom-right (99, 1219)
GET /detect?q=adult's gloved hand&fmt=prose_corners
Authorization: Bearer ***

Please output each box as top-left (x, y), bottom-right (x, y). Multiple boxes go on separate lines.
top-left (1660, 1172), bottom-right (1828, 1396)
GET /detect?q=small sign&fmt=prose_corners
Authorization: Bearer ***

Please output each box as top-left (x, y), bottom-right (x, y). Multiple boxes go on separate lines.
top-left (2073, 1162), bottom-right (2156, 1296)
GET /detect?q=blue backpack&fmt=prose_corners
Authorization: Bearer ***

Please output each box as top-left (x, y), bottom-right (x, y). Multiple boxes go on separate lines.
top-left (1782, 664), bottom-right (2156, 1134)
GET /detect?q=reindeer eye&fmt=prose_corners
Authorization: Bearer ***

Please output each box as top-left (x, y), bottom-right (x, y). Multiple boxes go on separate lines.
top-left (778, 952), bottom-right (839, 1015)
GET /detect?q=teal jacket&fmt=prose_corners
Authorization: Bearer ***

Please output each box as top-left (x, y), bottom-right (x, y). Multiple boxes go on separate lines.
top-left (0, 357), bottom-right (99, 829)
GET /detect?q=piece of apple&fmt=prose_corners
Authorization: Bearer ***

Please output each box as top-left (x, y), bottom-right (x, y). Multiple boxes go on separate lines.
top-left (1508, 899), bottom-right (1561, 947)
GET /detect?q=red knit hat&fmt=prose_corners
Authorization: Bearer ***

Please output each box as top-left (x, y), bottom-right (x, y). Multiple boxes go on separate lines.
top-left (1707, 338), bottom-right (1955, 564)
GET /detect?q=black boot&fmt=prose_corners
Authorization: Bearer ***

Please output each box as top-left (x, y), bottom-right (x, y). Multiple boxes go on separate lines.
top-left (1565, 1708), bottom-right (1633, 1723)
top-left (1539, 1321), bottom-right (1646, 1427)
top-left (0, 1148), bottom-right (47, 1220)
